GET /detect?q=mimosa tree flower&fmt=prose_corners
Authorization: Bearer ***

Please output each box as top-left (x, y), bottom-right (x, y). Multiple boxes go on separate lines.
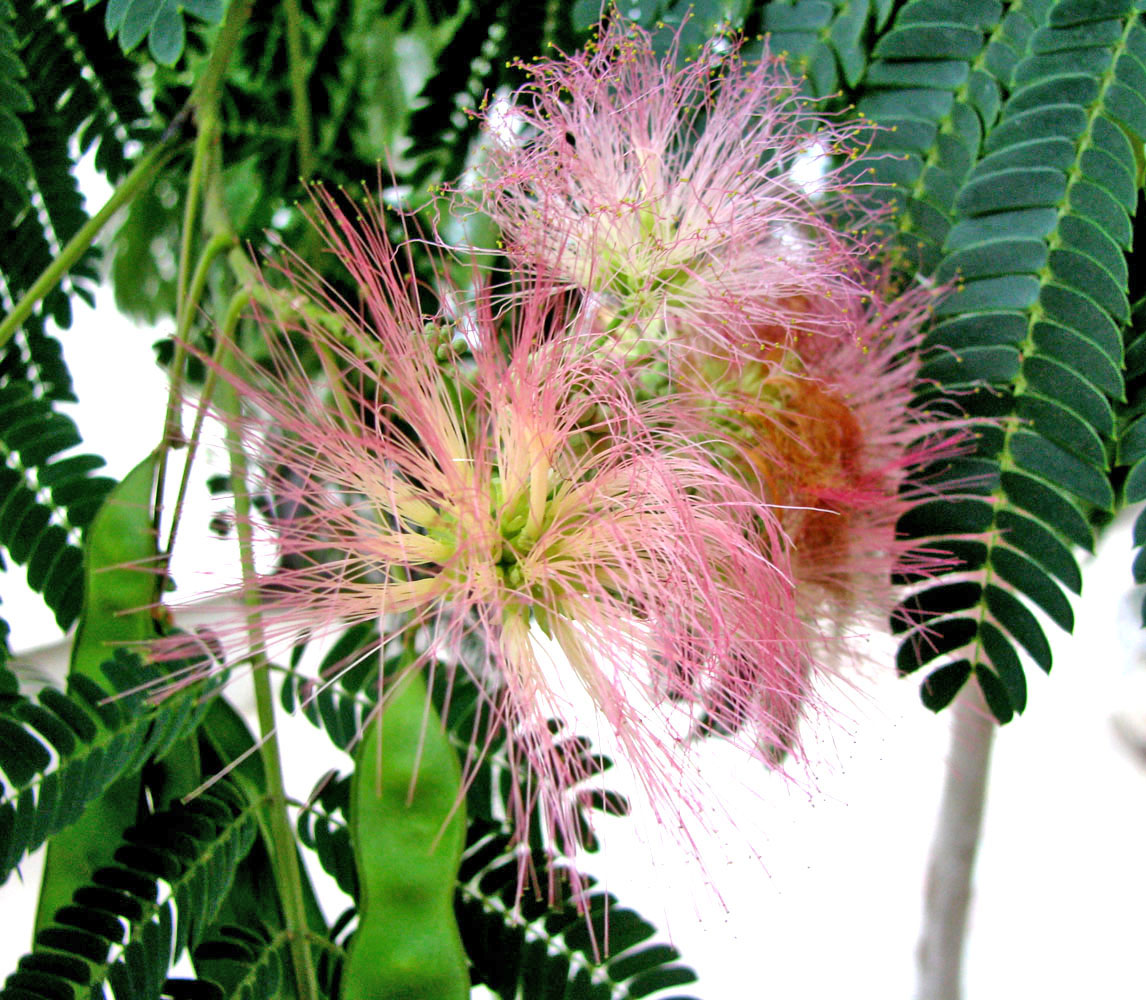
top-left (674, 280), bottom-right (968, 637)
top-left (475, 15), bottom-right (875, 351)
top-left (466, 12), bottom-right (975, 764)
top-left (180, 193), bottom-right (816, 861)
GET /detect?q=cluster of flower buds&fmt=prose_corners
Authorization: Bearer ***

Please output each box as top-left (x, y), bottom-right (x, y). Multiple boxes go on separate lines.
top-left (188, 15), bottom-right (965, 861)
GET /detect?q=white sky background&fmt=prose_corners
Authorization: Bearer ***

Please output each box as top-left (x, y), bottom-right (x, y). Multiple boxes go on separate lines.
top-left (2, 172), bottom-right (1146, 999)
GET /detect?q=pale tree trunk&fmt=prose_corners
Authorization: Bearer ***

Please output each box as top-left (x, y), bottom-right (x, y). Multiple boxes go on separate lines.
top-left (914, 681), bottom-right (996, 1000)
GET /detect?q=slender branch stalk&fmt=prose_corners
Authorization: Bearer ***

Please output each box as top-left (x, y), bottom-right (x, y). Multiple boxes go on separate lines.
top-left (914, 681), bottom-right (996, 1000)
top-left (219, 307), bottom-right (321, 1000)
top-left (190, 0), bottom-right (256, 109)
top-left (283, 0), bottom-right (316, 180)
top-left (154, 228), bottom-right (235, 556)
top-left (162, 333), bottom-right (226, 560)
top-left (0, 140), bottom-right (181, 351)
top-left (154, 0), bottom-right (252, 569)
top-left (167, 5), bottom-right (318, 995)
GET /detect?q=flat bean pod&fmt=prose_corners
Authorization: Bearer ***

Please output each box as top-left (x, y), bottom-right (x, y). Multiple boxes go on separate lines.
top-left (35, 453), bottom-right (163, 930)
top-left (341, 667), bottom-right (469, 1000)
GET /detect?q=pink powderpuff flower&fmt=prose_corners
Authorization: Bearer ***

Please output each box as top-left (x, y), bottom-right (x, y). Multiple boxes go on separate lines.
top-left (674, 279), bottom-right (969, 639)
top-left (474, 14), bottom-right (877, 353)
top-left (170, 191), bottom-right (818, 867)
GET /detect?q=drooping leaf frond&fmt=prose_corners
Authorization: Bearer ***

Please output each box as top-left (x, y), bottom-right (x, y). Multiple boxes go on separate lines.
top-left (457, 818), bottom-right (701, 1000)
top-left (0, 649), bottom-right (220, 887)
top-left (0, 381), bottom-right (116, 630)
top-left (0, 779), bottom-right (256, 1000)
top-left (846, 0), bottom-right (1146, 720)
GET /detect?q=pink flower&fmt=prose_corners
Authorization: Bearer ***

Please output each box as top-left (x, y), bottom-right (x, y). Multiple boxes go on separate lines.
top-left (475, 16), bottom-right (875, 352)
top-left (472, 13), bottom-right (968, 674)
top-left (679, 283), bottom-right (966, 632)
top-left (177, 192), bottom-right (815, 863)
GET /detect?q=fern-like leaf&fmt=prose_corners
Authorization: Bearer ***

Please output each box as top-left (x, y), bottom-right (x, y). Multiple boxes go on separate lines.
top-left (0, 380), bottom-right (115, 629)
top-left (457, 819), bottom-right (701, 1000)
top-left (0, 649), bottom-right (220, 886)
top-left (881, 0), bottom-right (1146, 720)
top-left (0, 780), bottom-right (257, 1000)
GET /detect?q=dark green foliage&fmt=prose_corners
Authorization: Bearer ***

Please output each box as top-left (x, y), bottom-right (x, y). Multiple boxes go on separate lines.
top-left (760, 0), bottom-right (891, 96)
top-left (0, 779), bottom-right (256, 1000)
top-left (94, 0), bottom-right (225, 66)
top-left (0, 0), bottom-right (144, 646)
top-left (281, 625), bottom-right (681, 999)
top-left (405, 0), bottom-right (590, 191)
top-left (297, 771), bottom-right (358, 899)
top-left (0, 382), bottom-right (115, 631)
top-left (192, 923), bottom-right (293, 1000)
top-left (5, 0), bottom-right (1146, 992)
top-left (0, 1), bottom-right (32, 200)
top-left (457, 819), bottom-right (700, 1000)
top-left (1, 1), bottom-right (147, 331)
top-left (852, 0), bottom-right (1007, 272)
top-left (878, 0), bottom-right (1146, 720)
top-left (0, 649), bottom-right (220, 887)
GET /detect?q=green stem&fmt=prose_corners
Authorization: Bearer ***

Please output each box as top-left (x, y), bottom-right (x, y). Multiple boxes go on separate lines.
top-left (162, 330), bottom-right (226, 560)
top-left (155, 228), bottom-right (235, 555)
top-left (190, 0), bottom-right (255, 110)
top-left (154, 0), bottom-right (252, 567)
top-left (219, 310), bottom-right (321, 1000)
top-left (174, 101), bottom-right (215, 348)
top-left (0, 139), bottom-right (181, 351)
top-left (283, 0), bottom-right (316, 180)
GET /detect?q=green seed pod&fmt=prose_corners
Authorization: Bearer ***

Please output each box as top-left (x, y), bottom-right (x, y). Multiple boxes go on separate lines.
top-left (35, 453), bottom-right (162, 931)
top-left (341, 667), bottom-right (469, 1000)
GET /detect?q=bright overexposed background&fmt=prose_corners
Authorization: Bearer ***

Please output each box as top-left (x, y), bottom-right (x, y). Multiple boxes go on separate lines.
top-left (2, 170), bottom-right (1145, 999)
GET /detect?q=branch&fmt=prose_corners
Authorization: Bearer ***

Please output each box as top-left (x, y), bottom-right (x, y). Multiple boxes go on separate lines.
top-left (0, 139), bottom-right (181, 350)
top-left (915, 681), bottom-right (996, 1000)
